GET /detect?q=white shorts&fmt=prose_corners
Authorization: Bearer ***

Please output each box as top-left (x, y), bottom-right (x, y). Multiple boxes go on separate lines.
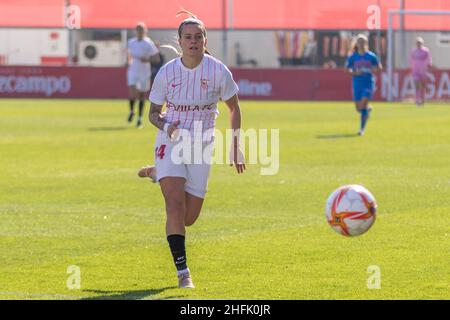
top-left (154, 133), bottom-right (213, 199)
top-left (127, 70), bottom-right (151, 92)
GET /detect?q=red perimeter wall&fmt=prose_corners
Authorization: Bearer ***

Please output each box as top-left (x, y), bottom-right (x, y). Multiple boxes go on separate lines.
top-left (1, 66), bottom-right (450, 101)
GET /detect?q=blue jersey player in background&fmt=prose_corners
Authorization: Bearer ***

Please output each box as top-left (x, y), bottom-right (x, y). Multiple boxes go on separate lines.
top-left (346, 34), bottom-right (382, 136)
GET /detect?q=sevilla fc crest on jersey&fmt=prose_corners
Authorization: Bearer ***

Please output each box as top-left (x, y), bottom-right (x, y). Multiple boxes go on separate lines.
top-left (200, 79), bottom-right (209, 90)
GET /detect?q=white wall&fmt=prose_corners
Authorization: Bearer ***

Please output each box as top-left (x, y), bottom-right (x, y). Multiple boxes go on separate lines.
top-left (0, 29), bottom-right (68, 65)
top-left (395, 31), bottom-right (450, 69)
top-left (148, 30), bottom-right (279, 67)
top-left (1, 28), bottom-right (449, 69)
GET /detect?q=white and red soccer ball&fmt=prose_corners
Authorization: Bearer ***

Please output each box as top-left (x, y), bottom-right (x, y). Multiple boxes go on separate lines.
top-left (325, 185), bottom-right (377, 237)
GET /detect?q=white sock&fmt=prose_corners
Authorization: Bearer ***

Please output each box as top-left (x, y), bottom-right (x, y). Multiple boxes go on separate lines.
top-left (177, 268), bottom-right (190, 277)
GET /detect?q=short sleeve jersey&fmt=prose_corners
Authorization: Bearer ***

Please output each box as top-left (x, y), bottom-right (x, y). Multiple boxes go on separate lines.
top-left (149, 54), bottom-right (239, 139)
top-left (346, 51), bottom-right (380, 88)
top-left (127, 37), bottom-right (159, 75)
top-left (410, 47), bottom-right (432, 74)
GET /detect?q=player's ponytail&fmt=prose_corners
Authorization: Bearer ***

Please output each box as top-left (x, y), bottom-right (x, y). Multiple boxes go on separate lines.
top-left (176, 9), bottom-right (199, 21)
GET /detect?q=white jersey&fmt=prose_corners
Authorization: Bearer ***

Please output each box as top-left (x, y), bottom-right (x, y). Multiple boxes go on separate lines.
top-left (150, 54), bottom-right (239, 140)
top-left (127, 37), bottom-right (159, 75)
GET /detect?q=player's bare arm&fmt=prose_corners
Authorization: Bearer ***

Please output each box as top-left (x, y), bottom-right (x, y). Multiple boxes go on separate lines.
top-left (149, 102), bottom-right (180, 138)
top-left (372, 63), bottom-right (383, 74)
top-left (140, 54), bottom-right (161, 64)
top-left (225, 94), bottom-right (246, 174)
top-left (127, 52), bottom-right (133, 66)
top-left (149, 102), bottom-right (166, 130)
top-left (150, 53), bottom-right (161, 64)
top-left (348, 68), bottom-right (362, 76)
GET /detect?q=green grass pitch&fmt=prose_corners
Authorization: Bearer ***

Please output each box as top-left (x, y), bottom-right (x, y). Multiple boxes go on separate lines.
top-left (0, 99), bottom-right (449, 300)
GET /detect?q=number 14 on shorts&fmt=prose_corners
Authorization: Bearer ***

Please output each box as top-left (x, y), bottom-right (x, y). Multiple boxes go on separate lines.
top-left (155, 144), bottom-right (166, 160)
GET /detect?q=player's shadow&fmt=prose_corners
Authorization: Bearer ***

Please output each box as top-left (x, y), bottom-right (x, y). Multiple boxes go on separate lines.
top-left (81, 287), bottom-right (179, 300)
top-left (88, 127), bottom-right (130, 131)
top-left (316, 133), bottom-right (359, 139)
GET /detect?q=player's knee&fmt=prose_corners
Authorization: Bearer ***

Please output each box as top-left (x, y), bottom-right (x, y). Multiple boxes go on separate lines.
top-left (167, 209), bottom-right (185, 227)
top-left (360, 100), bottom-right (368, 109)
top-left (184, 214), bottom-right (199, 227)
top-left (165, 197), bottom-right (186, 216)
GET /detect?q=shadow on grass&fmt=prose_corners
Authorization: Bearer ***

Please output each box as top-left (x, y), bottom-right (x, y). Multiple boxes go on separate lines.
top-left (81, 287), bottom-right (180, 300)
top-left (316, 133), bottom-right (359, 139)
top-left (88, 127), bottom-right (131, 132)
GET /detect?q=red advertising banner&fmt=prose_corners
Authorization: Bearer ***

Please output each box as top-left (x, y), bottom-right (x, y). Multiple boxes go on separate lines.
top-left (0, 66), bottom-right (127, 98)
top-left (232, 68), bottom-right (450, 101)
top-left (232, 68), bottom-right (353, 101)
top-left (1, 66), bottom-right (449, 101)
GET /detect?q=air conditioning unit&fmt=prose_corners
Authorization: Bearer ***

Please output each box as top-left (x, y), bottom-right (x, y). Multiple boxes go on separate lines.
top-left (78, 41), bottom-right (124, 66)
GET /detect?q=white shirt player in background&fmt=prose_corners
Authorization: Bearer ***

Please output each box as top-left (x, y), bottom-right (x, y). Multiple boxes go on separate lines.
top-left (127, 22), bottom-right (160, 128)
top-left (137, 10), bottom-right (245, 289)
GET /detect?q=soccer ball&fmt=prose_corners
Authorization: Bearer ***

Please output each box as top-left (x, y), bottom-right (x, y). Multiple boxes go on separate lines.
top-left (325, 185), bottom-right (377, 237)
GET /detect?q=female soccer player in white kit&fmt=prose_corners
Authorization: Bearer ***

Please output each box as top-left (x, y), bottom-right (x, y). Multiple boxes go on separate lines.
top-left (139, 11), bottom-right (245, 288)
top-left (127, 23), bottom-right (160, 128)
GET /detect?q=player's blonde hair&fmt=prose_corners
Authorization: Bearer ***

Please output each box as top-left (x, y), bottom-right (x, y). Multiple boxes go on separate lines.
top-left (135, 22), bottom-right (147, 31)
top-left (352, 33), bottom-right (369, 52)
